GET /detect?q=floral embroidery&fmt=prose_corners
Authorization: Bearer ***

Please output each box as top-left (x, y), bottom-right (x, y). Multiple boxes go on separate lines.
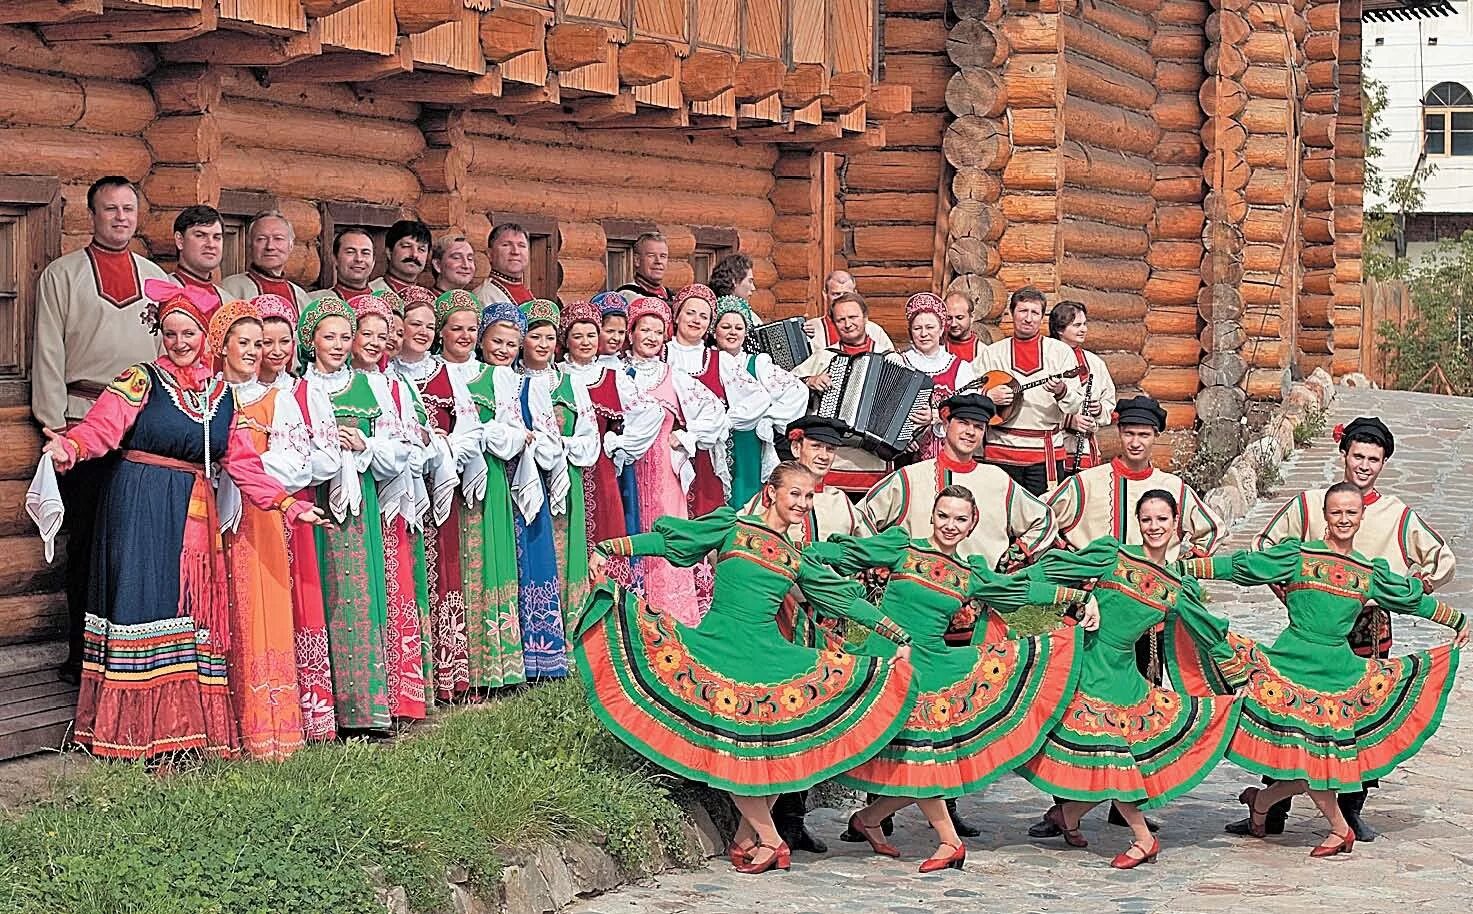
top-left (719, 523), bottom-right (800, 581)
top-left (1294, 552), bottom-right (1374, 599)
top-left (1229, 631), bottom-right (1407, 725)
top-left (892, 548), bottom-right (967, 601)
top-left (904, 643), bottom-right (1020, 733)
top-left (1060, 688), bottom-right (1186, 740)
top-left (633, 597), bottom-right (856, 722)
top-left (107, 365), bottom-right (152, 406)
top-left (1098, 552), bottom-right (1180, 612)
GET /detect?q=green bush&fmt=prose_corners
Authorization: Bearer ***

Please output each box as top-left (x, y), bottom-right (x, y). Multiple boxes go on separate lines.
top-left (0, 681), bottom-right (688, 914)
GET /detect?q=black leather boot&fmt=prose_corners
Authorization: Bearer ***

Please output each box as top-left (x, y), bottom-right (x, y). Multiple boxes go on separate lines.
top-left (1338, 790), bottom-right (1378, 842)
top-left (947, 798), bottom-right (981, 838)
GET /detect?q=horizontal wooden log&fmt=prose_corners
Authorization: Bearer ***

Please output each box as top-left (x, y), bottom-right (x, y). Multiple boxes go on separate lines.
top-left (1067, 53), bottom-right (1157, 112)
top-left (1156, 61), bottom-right (1205, 94)
top-left (953, 167), bottom-right (1004, 202)
top-left (882, 52), bottom-right (950, 111)
top-left (1060, 186), bottom-right (1155, 227)
top-left (849, 265), bottom-right (940, 295)
top-left (1001, 54), bottom-right (1056, 109)
top-left (556, 256), bottom-right (605, 294)
top-left (1153, 167), bottom-right (1205, 203)
top-left (1205, 44), bottom-right (1247, 80)
top-left (1147, 241), bottom-right (1206, 271)
top-left (1060, 15), bottom-right (1158, 82)
top-left (1155, 130), bottom-right (1203, 166)
top-left (846, 151), bottom-right (942, 192)
top-left (1242, 30), bottom-right (1292, 66)
top-left (1151, 27), bottom-right (1206, 62)
top-left (997, 261), bottom-right (1058, 292)
top-left (999, 223), bottom-right (1058, 263)
top-left (853, 224), bottom-right (937, 262)
top-left (556, 222), bottom-right (606, 260)
top-left (845, 192), bottom-right (942, 224)
top-left (216, 99), bottom-right (426, 162)
top-left (1080, 0), bottom-right (1154, 43)
top-left (0, 68), bottom-right (86, 126)
top-left (999, 13), bottom-right (1057, 55)
top-left (142, 164), bottom-right (219, 208)
top-left (1063, 141), bottom-right (1155, 193)
top-left (1140, 366), bottom-right (1200, 402)
top-left (0, 591), bottom-right (66, 647)
top-left (1100, 351), bottom-right (1148, 387)
top-left (1243, 133), bottom-right (1291, 167)
top-left (947, 236), bottom-right (1002, 277)
top-left (1335, 232), bottom-right (1363, 259)
top-left (1243, 243), bottom-right (1289, 274)
top-left (0, 126), bottom-right (150, 183)
top-left (1302, 149), bottom-right (1336, 184)
top-left (946, 18), bottom-right (1008, 69)
top-left (1152, 92), bottom-right (1204, 131)
top-left (1140, 333), bottom-right (1203, 366)
top-left (0, 534), bottom-right (62, 597)
top-left (943, 115), bottom-right (1012, 170)
top-left (1298, 329), bottom-right (1335, 355)
top-left (1145, 269), bottom-right (1203, 304)
top-left (951, 200), bottom-right (1006, 242)
top-left (465, 135), bottom-right (773, 198)
top-left (1059, 255), bottom-right (1151, 291)
top-left (1334, 205), bottom-right (1363, 234)
top-left (889, 14), bottom-right (949, 54)
top-left (463, 174), bottom-right (776, 230)
top-left (1241, 64), bottom-right (1291, 99)
top-left (1301, 243), bottom-right (1335, 270)
top-left (622, 40), bottom-right (679, 88)
top-left (1306, 60), bottom-right (1339, 91)
top-left (1010, 108), bottom-right (1057, 147)
top-left (1148, 305), bottom-right (1203, 339)
top-left (1152, 204), bottom-right (1205, 239)
top-left (1244, 206), bottom-right (1292, 243)
top-left (1, 23), bottom-right (154, 79)
top-left (1086, 320), bottom-right (1153, 352)
top-left (143, 113), bottom-right (220, 165)
top-left (1057, 286), bottom-right (1148, 321)
top-left (1239, 275), bottom-right (1287, 308)
top-left (1305, 181), bottom-right (1333, 213)
top-left (946, 68), bottom-right (1008, 118)
top-left (1299, 293), bottom-right (1333, 327)
top-left (1303, 113), bottom-right (1336, 148)
top-left (1001, 192), bottom-right (1058, 223)
top-left (1240, 97), bottom-right (1292, 134)
top-left (1062, 96), bottom-right (1160, 155)
top-left (1244, 168), bottom-right (1290, 206)
top-left (1159, 0), bottom-right (1210, 26)
top-left (1002, 149), bottom-right (1058, 192)
top-left (1061, 219), bottom-right (1149, 258)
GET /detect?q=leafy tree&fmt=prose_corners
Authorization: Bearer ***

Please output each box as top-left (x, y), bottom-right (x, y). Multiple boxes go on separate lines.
top-left (1378, 231), bottom-right (1473, 394)
top-left (1363, 62), bottom-right (1437, 281)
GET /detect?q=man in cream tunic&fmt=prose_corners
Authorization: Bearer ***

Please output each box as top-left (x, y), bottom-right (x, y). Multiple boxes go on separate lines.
top-left (32, 175), bottom-right (167, 681)
top-left (219, 210), bottom-right (311, 313)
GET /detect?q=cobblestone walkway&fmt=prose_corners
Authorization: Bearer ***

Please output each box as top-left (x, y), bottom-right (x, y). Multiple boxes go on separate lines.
top-left (569, 388), bottom-right (1473, 914)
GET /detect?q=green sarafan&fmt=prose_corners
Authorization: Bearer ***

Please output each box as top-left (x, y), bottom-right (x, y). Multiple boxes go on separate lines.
top-left (0, 680), bottom-right (689, 914)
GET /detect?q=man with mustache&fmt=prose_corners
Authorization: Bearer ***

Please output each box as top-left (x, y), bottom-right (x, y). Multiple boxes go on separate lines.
top-left (220, 209), bottom-right (310, 312)
top-left (475, 223), bottom-right (535, 306)
top-left (371, 219), bottom-right (432, 296)
top-left (32, 175), bottom-right (168, 682)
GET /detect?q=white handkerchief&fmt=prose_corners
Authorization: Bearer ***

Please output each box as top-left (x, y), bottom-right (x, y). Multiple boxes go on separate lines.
top-left (328, 458), bottom-right (363, 522)
top-left (26, 453), bottom-right (63, 563)
top-left (510, 454), bottom-right (544, 523)
top-left (461, 450), bottom-right (488, 509)
top-left (217, 474), bottom-right (243, 535)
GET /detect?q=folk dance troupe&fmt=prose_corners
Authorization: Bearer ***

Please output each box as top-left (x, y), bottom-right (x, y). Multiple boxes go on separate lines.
top-left (30, 180), bottom-right (1465, 877)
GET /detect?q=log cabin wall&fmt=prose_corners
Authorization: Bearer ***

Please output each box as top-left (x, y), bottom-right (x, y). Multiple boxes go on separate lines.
top-left (1331, 1), bottom-right (1366, 376)
top-left (834, 0), bottom-right (955, 340)
top-left (1297, 0), bottom-right (1338, 378)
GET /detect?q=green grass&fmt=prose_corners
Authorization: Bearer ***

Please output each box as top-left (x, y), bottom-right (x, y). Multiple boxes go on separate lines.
top-left (0, 681), bottom-right (689, 914)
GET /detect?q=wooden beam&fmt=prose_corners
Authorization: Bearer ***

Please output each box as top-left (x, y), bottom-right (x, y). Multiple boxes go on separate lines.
top-left (301, 0), bottom-right (371, 15)
top-left (680, 49), bottom-right (738, 102)
top-left (618, 39), bottom-right (676, 87)
top-left (821, 71), bottom-right (869, 114)
top-left (523, 90), bottom-right (635, 123)
top-left (815, 127), bottom-right (887, 155)
top-left (734, 59), bottom-right (786, 103)
top-left (41, 5), bottom-right (217, 43)
top-left (780, 63), bottom-right (829, 108)
top-left (743, 121), bottom-right (844, 145)
top-left (480, 78), bottom-right (560, 115)
top-left (545, 23), bottom-right (609, 72)
top-left (394, 0), bottom-right (458, 34)
top-left (578, 108), bottom-right (691, 129)
top-left (866, 83), bottom-right (913, 120)
top-left (0, 0), bottom-right (101, 25)
top-left (363, 70), bottom-right (502, 103)
top-left (479, 5), bottom-right (545, 64)
top-left (161, 24), bottom-right (322, 66)
top-left (269, 41), bottom-right (415, 83)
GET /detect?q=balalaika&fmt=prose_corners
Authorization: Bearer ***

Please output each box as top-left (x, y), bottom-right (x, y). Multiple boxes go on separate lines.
top-left (747, 316), bottom-right (813, 372)
top-left (815, 352), bottom-right (935, 461)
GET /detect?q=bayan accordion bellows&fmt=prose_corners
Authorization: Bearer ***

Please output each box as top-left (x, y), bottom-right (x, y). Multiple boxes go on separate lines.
top-left (815, 352), bottom-right (934, 461)
top-left (747, 317), bottom-right (813, 371)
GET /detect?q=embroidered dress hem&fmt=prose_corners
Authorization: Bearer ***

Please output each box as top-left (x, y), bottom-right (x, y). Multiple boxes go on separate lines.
top-left (574, 581), bottom-right (918, 796)
top-left (838, 627), bottom-right (1081, 799)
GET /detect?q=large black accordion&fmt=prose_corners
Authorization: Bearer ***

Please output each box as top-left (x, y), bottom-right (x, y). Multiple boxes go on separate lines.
top-left (747, 316), bottom-right (813, 371)
top-left (815, 352), bottom-right (934, 461)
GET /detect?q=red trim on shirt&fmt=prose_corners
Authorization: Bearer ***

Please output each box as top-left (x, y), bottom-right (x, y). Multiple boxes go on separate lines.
top-left (249, 270), bottom-right (296, 303)
top-left (839, 339), bottom-right (875, 356)
top-left (333, 282), bottom-right (371, 300)
top-left (485, 271), bottom-right (534, 306)
top-left (86, 243), bottom-right (144, 308)
top-left (1363, 489), bottom-right (1381, 506)
top-left (1011, 334), bottom-right (1042, 375)
top-left (172, 268), bottom-right (222, 310)
top-left (945, 335), bottom-right (979, 363)
top-left (1111, 457), bottom-right (1154, 482)
top-left (937, 451), bottom-right (978, 474)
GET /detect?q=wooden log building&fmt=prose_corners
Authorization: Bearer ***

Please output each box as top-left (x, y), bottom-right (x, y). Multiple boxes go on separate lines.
top-left (0, 0), bottom-right (1395, 758)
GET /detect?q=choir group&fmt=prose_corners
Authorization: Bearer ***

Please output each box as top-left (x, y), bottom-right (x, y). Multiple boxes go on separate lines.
top-left (30, 180), bottom-right (1466, 879)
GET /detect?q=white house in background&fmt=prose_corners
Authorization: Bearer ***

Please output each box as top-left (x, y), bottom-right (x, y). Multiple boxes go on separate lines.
top-left (1365, 2), bottom-right (1473, 260)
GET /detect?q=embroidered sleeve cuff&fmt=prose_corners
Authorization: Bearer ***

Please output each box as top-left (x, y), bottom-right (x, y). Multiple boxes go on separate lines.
top-left (1055, 586), bottom-right (1089, 606)
top-left (1180, 556), bottom-right (1217, 579)
top-left (62, 435), bottom-right (85, 462)
top-left (1218, 653), bottom-right (1252, 691)
top-left (873, 617), bottom-right (911, 646)
top-left (1431, 601), bottom-right (1465, 631)
top-left (600, 536), bottom-right (634, 557)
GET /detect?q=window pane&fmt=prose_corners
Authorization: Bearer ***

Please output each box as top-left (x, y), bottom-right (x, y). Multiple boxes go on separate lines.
top-left (606, 245), bottom-right (632, 288)
top-left (1426, 118), bottom-right (1446, 154)
top-left (1453, 111), bottom-right (1473, 131)
top-left (1452, 130), bottom-right (1473, 156)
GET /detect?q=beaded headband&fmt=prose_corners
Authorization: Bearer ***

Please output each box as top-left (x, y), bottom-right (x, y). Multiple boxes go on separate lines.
top-left (348, 293), bottom-right (395, 327)
top-left (627, 296), bottom-right (671, 333)
top-left (520, 298), bottom-right (561, 329)
top-left (372, 288), bottom-right (406, 317)
top-left (479, 300), bottom-right (526, 339)
top-left (250, 293), bottom-right (297, 325)
top-left (905, 291), bottom-right (946, 324)
top-left (559, 300), bottom-right (602, 337)
top-left (674, 283), bottom-right (717, 308)
top-left (296, 294), bottom-right (358, 349)
top-left (434, 289), bottom-right (481, 326)
top-left (713, 295), bottom-right (753, 327)
top-left (592, 290), bottom-right (630, 317)
top-left (208, 299), bottom-right (262, 358)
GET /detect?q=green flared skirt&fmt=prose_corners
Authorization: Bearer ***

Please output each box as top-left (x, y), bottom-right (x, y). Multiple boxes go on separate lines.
top-left (840, 626), bottom-right (1083, 799)
top-left (573, 581), bottom-right (918, 796)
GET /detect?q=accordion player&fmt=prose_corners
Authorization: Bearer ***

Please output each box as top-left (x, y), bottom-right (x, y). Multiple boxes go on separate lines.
top-left (815, 352), bottom-right (935, 463)
top-left (747, 316), bottom-right (813, 372)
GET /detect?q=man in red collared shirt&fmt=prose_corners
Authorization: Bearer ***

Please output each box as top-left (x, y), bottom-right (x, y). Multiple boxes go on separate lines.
top-left (168, 205), bottom-right (229, 310)
top-left (943, 290), bottom-right (983, 363)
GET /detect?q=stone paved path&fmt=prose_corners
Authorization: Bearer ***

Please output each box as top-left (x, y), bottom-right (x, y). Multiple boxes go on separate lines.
top-left (569, 387), bottom-right (1473, 914)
